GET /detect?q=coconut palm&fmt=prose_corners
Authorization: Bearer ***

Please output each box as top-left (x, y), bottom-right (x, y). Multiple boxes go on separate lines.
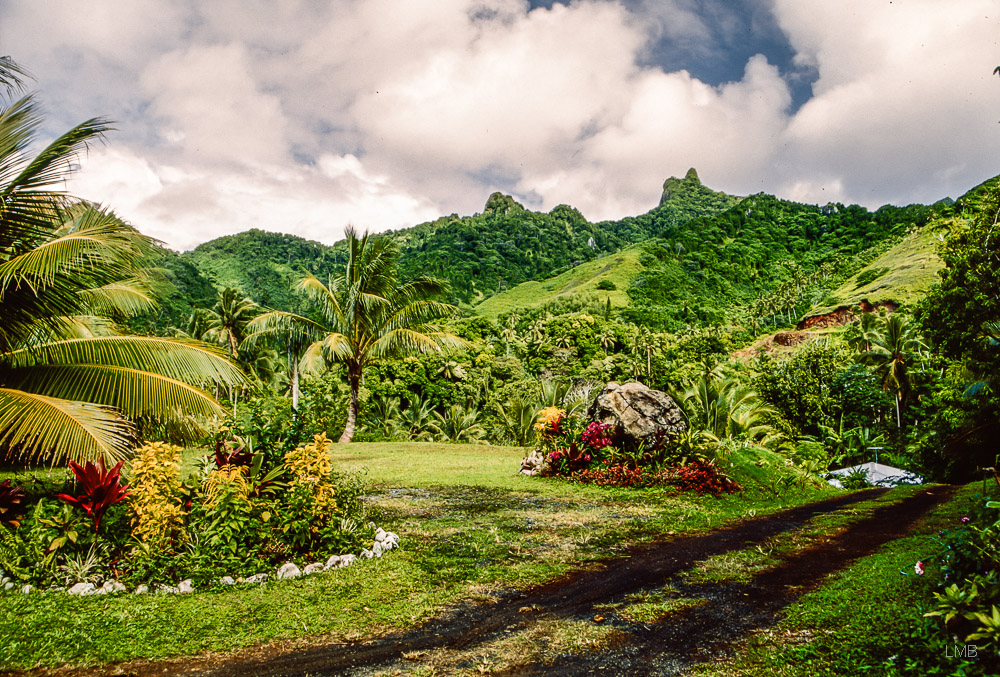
top-left (205, 287), bottom-right (258, 360)
top-left (859, 313), bottom-right (926, 428)
top-left (245, 227), bottom-right (465, 442)
top-left (0, 74), bottom-right (245, 465)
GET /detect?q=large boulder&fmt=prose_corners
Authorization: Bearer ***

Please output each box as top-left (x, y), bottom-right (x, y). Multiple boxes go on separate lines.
top-left (587, 381), bottom-right (686, 451)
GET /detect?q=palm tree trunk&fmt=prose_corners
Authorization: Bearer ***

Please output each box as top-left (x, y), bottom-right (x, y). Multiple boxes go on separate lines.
top-left (895, 392), bottom-right (902, 430)
top-left (339, 366), bottom-right (361, 443)
top-left (291, 357), bottom-right (300, 413)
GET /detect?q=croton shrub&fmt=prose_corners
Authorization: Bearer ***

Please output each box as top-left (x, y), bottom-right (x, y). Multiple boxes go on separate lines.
top-left (0, 433), bottom-right (373, 587)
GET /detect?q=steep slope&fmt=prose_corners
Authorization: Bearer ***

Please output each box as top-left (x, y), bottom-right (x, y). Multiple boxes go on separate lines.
top-left (472, 244), bottom-right (645, 319)
top-left (800, 226), bottom-right (945, 325)
top-left (395, 170), bottom-right (738, 305)
top-left (622, 195), bottom-right (935, 329)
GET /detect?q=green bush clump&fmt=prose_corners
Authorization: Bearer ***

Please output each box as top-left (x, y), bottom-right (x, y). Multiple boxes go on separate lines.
top-left (0, 431), bottom-right (376, 589)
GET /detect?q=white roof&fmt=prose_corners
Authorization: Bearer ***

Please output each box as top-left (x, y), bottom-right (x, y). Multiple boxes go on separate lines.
top-left (826, 461), bottom-right (923, 488)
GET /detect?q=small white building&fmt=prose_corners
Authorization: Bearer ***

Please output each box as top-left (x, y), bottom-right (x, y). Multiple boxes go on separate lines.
top-left (827, 462), bottom-right (923, 488)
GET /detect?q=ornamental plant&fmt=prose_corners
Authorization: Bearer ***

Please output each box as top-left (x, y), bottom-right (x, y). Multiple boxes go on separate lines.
top-left (0, 480), bottom-right (26, 527)
top-left (284, 432), bottom-right (337, 518)
top-left (129, 442), bottom-right (185, 544)
top-left (53, 459), bottom-right (130, 532)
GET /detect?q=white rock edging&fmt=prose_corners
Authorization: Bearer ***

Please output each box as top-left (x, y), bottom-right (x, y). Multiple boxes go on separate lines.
top-left (3, 526), bottom-right (401, 597)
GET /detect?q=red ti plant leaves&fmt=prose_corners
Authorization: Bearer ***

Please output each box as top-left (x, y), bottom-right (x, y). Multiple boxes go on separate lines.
top-left (215, 437), bottom-right (253, 468)
top-left (53, 458), bottom-right (130, 532)
top-left (0, 480), bottom-right (27, 527)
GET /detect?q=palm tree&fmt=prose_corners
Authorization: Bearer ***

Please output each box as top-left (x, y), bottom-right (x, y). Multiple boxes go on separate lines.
top-left (678, 373), bottom-right (778, 449)
top-left (860, 313), bottom-right (926, 429)
top-left (246, 227), bottom-right (465, 442)
top-left (500, 314), bottom-right (519, 357)
top-left (205, 287), bottom-right (258, 360)
top-left (0, 66), bottom-right (245, 465)
top-left (426, 404), bottom-right (485, 443)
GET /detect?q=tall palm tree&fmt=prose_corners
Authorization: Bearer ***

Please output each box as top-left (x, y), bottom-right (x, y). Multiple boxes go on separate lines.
top-left (205, 287), bottom-right (258, 360)
top-left (860, 313), bottom-right (926, 429)
top-left (246, 227), bottom-right (465, 442)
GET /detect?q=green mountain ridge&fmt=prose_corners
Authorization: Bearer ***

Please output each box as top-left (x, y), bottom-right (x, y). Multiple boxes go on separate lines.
top-left (140, 171), bottom-right (997, 335)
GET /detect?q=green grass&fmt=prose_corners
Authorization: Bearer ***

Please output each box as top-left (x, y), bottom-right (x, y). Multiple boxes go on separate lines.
top-left (0, 442), bottom-right (832, 671)
top-left (472, 245), bottom-right (645, 319)
top-left (808, 226), bottom-right (945, 316)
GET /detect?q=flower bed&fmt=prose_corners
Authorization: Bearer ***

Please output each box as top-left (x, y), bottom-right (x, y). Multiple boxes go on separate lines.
top-left (528, 409), bottom-right (740, 495)
top-left (0, 433), bottom-right (392, 594)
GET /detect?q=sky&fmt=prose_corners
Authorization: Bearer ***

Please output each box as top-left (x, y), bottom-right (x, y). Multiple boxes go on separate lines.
top-left (2, 0), bottom-right (999, 252)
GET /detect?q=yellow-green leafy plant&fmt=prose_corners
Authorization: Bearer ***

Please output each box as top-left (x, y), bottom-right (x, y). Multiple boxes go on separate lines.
top-left (284, 432), bottom-right (336, 517)
top-left (129, 442), bottom-right (184, 544)
top-left (202, 465), bottom-right (250, 508)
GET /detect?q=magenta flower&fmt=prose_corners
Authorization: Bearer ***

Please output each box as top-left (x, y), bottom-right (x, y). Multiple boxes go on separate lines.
top-left (961, 516), bottom-right (970, 524)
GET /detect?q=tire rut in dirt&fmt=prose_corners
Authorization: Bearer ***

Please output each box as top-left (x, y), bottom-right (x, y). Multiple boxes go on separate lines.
top-left (142, 488), bottom-right (898, 677)
top-left (511, 485), bottom-right (953, 676)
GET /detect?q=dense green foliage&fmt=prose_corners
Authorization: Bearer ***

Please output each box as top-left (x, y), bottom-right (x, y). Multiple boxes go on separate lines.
top-left (625, 194), bottom-right (935, 330)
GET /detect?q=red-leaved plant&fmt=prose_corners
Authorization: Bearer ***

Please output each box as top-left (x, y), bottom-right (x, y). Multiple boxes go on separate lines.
top-left (53, 459), bottom-right (130, 531)
top-left (0, 479), bottom-right (27, 527)
top-left (215, 437), bottom-right (253, 468)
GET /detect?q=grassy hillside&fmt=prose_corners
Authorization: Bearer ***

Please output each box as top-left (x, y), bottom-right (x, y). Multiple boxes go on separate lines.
top-left (807, 225), bottom-right (945, 316)
top-left (473, 245), bottom-right (645, 318)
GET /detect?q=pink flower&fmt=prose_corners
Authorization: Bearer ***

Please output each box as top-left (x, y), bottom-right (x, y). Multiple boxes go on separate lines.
top-left (961, 517), bottom-right (970, 524)
top-left (914, 561), bottom-right (925, 576)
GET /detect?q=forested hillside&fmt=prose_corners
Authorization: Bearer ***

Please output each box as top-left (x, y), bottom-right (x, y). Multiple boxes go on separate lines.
top-left (166, 169), bottom-right (737, 323)
top-left (142, 169), bottom-right (959, 338)
top-left (623, 195), bottom-right (937, 329)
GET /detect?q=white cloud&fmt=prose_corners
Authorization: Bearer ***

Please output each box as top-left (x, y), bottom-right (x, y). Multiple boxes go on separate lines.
top-left (3, 0), bottom-right (999, 251)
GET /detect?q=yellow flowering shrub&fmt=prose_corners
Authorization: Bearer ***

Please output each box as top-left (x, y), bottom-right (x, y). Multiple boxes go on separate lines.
top-left (129, 442), bottom-right (185, 544)
top-left (284, 432), bottom-right (337, 517)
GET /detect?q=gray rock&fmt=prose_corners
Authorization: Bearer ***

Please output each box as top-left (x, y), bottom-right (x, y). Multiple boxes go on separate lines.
top-left (178, 579), bottom-right (194, 594)
top-left (375, 527), bottom-right (387, 541)
top-left (218, 576), bottom-right (236, 586)
top-left (520, 449), bottom-right (547, 476)
top-left (93, 580), bottom-right (127, 595)
top-left (103, 580), bottom-right (127, 594)
top-left (20, 584), bottom-right (33, 594)
top-left (324, 555), bottom-right (343, 569)
top-left (3, 581), bottom-right (14, 591)
top-left (134, 584), bottom-right (150, 595)
top-left (339, 554), bottom-right (357, 567)
top-left (359, 548), bottom-right (374, 559)
top-left (68, 582), bottom-right (95, 596)
top-left (587, 381), bottom-right (686, 451)
top-left (372, 542), bottom-right (384, 558)
top-left (155, 584), bottom-right (179, 595)
top-left (0, 576), bottom-right (10, 585)
top-left (384, 532), bottom-right (400, 548)
top-left (244, 573), bottom-right (269, 584)
top-left (276, 562), bottom-right (301, 580)
top-left (303, 563), bottom-right (325, 575)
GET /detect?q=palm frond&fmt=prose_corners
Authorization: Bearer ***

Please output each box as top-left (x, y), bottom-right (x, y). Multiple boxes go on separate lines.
top-left (0, 387), bottom-right (134, 465)
top-left (77, 280), bottom-right (156, 317)
top-left (4, 364), bottom-right (227, 419)
top-left (2, 335), bottom-right (248, 387)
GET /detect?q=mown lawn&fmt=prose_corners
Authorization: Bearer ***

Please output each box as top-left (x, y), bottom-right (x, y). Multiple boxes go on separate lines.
top-left (0, 442), bottom-right (831, 671)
